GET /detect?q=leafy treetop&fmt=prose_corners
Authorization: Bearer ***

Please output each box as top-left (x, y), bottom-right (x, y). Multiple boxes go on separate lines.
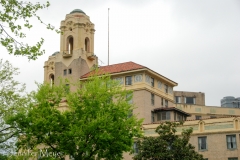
top-left (0, 59), bottom-right (29, 154)
top-left (134, 121), bottom-right (205, 160)
top-left (0, 0), bottom-right (60, 60)
top-left (10, 74), bottom-right (143, 160)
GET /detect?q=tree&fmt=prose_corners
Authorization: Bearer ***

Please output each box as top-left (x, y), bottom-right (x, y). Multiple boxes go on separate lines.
top-left (0, 153), bottom-right (7, 160)
top-left (0, 0), bottom-right (59, 60)
top-left (0, 59), bottom-right (29, 154)
top-left (134, 121), bottom-right (205, 160)
top-left (11, 74), bottom-right (143, 160)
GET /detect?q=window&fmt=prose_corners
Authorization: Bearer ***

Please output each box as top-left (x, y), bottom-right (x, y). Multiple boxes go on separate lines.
top-left (161, 97), bottom-right (164, 106)
top-left (49, 74), bottom-right (54, 86)
top-left (168, 87), bottom-right (173, 94)
top-left (151, 112), bottom-right (154, 122)
top-left (185, 97), bottom-right (196, 104)
top-left (151, 93), bottom-right (154, 105)
top-left (198, 137), bottom-right (207, 150)
top-left (145, 75), bottom-right (151, 84)
top-left (196, 116), bottom-right (201, 120)
top-left (157, 81), bottom-right (162, 89)
top-left (114, 77), bottom-right (124, 85)
top-left (68, 69), bottom-right (72, 74)
top-left (63, 69), bottom-right (67, 75)
top-left (150, 77), bottom-right (154, 87)
top-left (67, 36), bottom-right (74, 54)
top-left (133, 142), bottom-right (138, 154)
top-left (157, 112), bottom-right (170, 121)
top-left (165, 100), bottom-right (168, 107)
top-left (134, 75), bottom-right (142, 82)
top-left (125, 76), bottom-right (132, 85)
top-left (165, 84), bottom-right (168, 93)
top-left (228, 158), bottom-right (238, 160)
top-left (227, 135), bottom-right (237, 149)
top-left (175, 96), bottom-right (181, 103)
top-left (85, 37), bottom-right (90, 52)
top-left (175, 112), bottom-right (184, 121)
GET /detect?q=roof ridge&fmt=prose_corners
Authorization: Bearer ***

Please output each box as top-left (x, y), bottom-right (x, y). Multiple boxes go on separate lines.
top-left (81, 61), bottom-right (146, 79)
top-left (99, 61), bottom-right (146, 68)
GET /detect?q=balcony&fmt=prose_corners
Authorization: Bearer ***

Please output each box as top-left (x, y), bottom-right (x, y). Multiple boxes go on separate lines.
top-left (87, 52), bottom-right (95, 60)
top-left (62, 51), bottom-right (73, 58)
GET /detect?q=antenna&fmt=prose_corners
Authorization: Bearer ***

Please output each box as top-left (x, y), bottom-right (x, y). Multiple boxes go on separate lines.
top-left (108, 8), bottom-right (110, 65)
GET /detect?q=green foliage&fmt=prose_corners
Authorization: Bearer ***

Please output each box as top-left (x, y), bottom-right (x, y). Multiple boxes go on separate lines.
top-left (134, 121), bottom-right (205, 160)
top-left (12, 74), bottom-right (143, 160)
top-left (0, 0), bottom-right (60, 60)
top-left (0, 59), bottom-right (29, 153)
top-left (0, 154), bottom-right (7, 160)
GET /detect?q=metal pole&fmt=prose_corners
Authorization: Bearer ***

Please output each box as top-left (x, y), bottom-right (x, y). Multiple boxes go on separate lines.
top-left (108, 8), bottom-right (110, 65)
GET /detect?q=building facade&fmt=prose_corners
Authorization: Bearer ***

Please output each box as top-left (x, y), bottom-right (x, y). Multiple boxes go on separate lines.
top-left (142, 117), bottom-right (240, 160)
top-left (174, 91), bottom-right (205, 106)
top-left (80, 61), bottom-right (178, 124)
top-left (43, 9), bottom-right (240, 160)
top-left (44, 9), bottom-right (98, 91)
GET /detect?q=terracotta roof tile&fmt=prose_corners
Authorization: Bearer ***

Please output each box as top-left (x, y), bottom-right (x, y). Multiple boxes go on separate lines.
top-left (81, 61), bottom-right (145, 78)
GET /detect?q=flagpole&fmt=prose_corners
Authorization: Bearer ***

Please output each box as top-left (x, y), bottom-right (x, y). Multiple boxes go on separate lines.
top-left (108, 8), bottom-right (110, 65)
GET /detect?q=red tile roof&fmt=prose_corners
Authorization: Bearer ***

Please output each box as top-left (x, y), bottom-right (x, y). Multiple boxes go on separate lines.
top-left (81, 61), bottom-right (145, 78)
top-left (81, 61), bottom-right (177, 85)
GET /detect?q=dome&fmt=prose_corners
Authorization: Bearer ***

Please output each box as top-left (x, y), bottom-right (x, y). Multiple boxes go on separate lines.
top-left (223, 96), bottom-right (235, 100)
top-left (70, 9), bottom-right (86, 14)
top-left (52, 51), bottom-right (60, 56)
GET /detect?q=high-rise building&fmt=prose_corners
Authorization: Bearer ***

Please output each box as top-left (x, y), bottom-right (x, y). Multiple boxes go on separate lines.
top-left (221, 96), bottom-right (240, 108)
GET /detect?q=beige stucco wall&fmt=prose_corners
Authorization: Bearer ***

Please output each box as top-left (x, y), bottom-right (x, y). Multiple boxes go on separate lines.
top-left (60, 12), bottom-right (95, 54)
top-left (44, 11), bottom-right (98, 90)
top-left (190, 133), bottom-right (240, 160)
top-left (175, 104), bottom-right (240, 120)
top-left (110, 71), bottom-right (176, 124)
top-left (137, 117), bottom-right (240, 160)
top-left (174, 91), bottom-right (205, 106)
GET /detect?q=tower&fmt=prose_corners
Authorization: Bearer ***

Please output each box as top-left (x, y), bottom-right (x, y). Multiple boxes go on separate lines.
top-left (44, 9), bottom-right (98, 87)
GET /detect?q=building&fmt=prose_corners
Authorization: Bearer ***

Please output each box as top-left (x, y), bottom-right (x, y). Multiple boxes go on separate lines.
top-left (43, 9), bottom-right (240, 160)
top-left (221, 96), bottom-right (240, 108)
top-left (80, 62), bottom-right (177, 124)
top-left (44, 9), bottom-right (98, 91)
top-left (44, 9), bottom-right (178, 124)
top-left (174, 91), bottom-right (205, 106)
top-left (143, 116), bottom-right (240, 160)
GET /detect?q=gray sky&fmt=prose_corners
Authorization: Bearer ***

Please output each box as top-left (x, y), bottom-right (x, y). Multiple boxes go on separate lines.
top-left (1, 0), bottom-right (240, 106)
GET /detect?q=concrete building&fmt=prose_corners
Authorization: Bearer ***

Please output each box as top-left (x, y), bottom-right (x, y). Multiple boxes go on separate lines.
top-left (143, 117), bottom-right (240, 160)
top-left (43, 9), bottom-right (240, 160)
top-left (80, 62), bottom-right (177, 124)
top-left (221, 96), bottom-right (240, 108)
top-left (174, 91), bottom-right (205, 106)
top-left (44, 9), bottom-right (98, 91)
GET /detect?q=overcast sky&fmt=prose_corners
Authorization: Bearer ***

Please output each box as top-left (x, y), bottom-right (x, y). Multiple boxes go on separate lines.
top-left (1, 0), bottom-right (239, 106)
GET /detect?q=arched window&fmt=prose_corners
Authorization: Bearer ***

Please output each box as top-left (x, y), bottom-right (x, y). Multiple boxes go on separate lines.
top-left (85, 37), bottom-right (90, 52)
top-left (67, 36), bottom-right (74, 54)
top-left (49, 74), bottom-right (54, 86)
